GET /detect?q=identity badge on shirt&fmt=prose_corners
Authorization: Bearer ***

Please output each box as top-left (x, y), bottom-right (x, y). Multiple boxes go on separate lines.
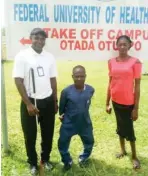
top-left (37, 66), bottom-right (44, 77)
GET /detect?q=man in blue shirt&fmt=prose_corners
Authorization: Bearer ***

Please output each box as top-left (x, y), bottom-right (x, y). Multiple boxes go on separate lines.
top-left (58, 65), bottom-right (95, 171)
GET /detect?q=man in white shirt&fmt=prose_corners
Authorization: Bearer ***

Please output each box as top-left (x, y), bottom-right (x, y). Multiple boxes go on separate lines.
top-left (13, 28), bottom-right (58, 175)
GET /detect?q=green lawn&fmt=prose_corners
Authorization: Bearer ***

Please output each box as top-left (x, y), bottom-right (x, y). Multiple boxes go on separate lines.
top-left (2, 61), bottom-right (148, 176)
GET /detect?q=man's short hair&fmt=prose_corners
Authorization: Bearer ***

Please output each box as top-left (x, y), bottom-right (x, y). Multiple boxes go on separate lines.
top-left (73, 65), bottom-right (86, 73)
top-left (30, 28), bottom-right (47, 38)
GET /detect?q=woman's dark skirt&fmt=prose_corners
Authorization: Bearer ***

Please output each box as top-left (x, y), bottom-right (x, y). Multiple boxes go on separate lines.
top-left (112, 101), bottom-right (136, 142)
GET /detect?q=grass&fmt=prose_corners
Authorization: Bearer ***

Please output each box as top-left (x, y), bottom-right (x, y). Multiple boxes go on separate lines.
top-left (2, 61), bottom-right (148, 176)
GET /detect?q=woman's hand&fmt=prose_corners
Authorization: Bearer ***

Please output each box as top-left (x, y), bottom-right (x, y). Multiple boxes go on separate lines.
top-left (106, 104), bottom-right (112, 114)
top-left (131, 108), bottom-right (138, 121)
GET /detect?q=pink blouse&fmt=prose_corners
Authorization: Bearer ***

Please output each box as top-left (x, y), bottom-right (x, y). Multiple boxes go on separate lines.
top-left (108, 57), bottom-right (142, 105)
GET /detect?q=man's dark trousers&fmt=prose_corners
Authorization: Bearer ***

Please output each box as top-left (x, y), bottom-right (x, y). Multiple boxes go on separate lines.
top-left (20, 95), bottom-right (55, 166)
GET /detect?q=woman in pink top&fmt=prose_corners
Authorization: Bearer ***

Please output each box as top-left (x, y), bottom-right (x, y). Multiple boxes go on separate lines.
top-left (106, 35), bottom-right (142, 169)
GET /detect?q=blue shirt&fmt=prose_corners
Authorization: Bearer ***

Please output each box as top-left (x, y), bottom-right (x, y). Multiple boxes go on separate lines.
top-left (59, 84), bottom-right (95, 128)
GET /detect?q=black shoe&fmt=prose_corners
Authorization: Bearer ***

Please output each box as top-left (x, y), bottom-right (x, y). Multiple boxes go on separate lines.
top-left (63, 161), bottom-right (72, 171)
top-left (30, 165), bottom-right (38, 175)
top-left (78, 157), bottom-right (89, 167)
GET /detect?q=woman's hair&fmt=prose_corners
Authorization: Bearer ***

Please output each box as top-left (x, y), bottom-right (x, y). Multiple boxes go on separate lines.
top-left (116, 35), bottom-right (132, 45)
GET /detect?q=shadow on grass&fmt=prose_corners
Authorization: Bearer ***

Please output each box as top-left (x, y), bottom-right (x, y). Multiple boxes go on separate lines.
top-left (2, 144), bottom-right (148, 176)
top-left (44, 156), bottom-right (148, 176)
top-left (88, 156), bottom-right (148, 176)
top-left (38, 155), bottom-right (148, 176)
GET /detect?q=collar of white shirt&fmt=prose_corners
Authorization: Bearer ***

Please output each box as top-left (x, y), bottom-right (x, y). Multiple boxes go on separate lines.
top-left (29, 46), bottom-right (46, 56)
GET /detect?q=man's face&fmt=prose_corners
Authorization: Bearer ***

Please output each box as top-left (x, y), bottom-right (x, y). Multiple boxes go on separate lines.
top-left (72, 68), bottom-right (86, 86)
top-left (30, 33), bottom-right (46, 51)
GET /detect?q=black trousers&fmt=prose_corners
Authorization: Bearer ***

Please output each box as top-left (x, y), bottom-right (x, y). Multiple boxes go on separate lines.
top-left (20, 95), bottom-right (55, 166)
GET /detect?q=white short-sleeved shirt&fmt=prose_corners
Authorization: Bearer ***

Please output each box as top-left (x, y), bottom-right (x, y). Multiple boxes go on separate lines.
top-left (13, 47), bottom-right (57, 99)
